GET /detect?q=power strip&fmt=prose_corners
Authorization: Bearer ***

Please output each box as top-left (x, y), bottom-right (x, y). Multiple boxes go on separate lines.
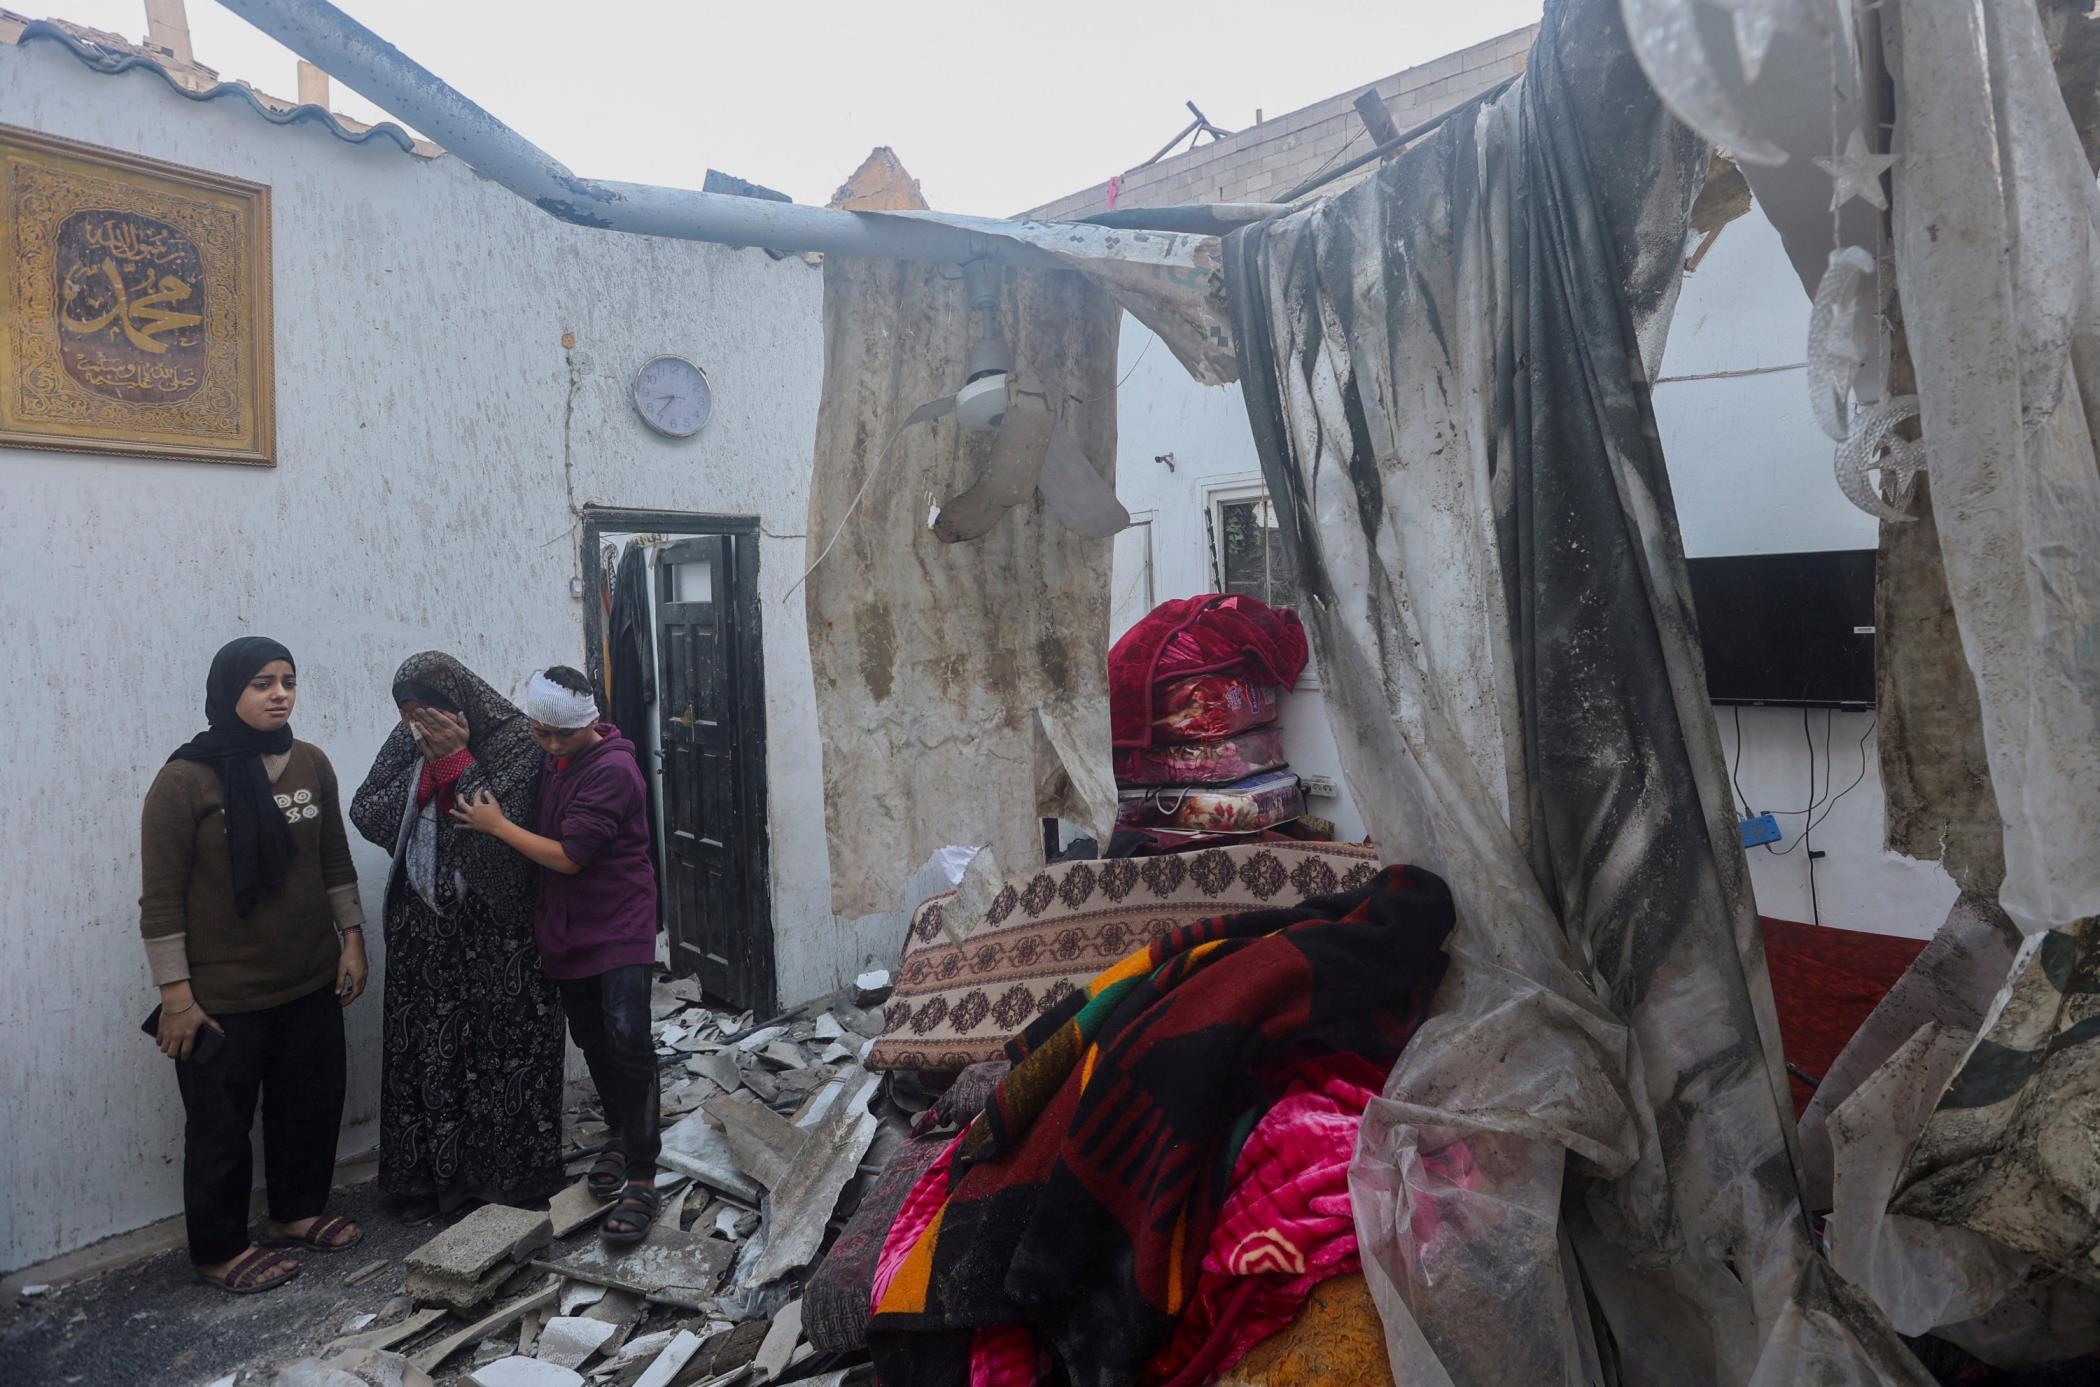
top-left (1738, 813), bottom-right (1781, 848)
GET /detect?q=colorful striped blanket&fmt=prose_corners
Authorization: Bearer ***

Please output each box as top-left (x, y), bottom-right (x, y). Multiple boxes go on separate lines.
top-left (867, 864), bottom-right (1455, 1387)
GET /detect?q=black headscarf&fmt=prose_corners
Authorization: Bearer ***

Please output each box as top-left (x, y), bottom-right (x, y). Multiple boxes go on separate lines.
top-left (169, 637), bottom-right (299, 916)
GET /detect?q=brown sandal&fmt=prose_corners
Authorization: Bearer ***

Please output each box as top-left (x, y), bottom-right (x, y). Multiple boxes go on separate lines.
top-left (260, 1214), bottom-right (363, 1252)
top-left (197, 1246), bottom-right (300, 1295)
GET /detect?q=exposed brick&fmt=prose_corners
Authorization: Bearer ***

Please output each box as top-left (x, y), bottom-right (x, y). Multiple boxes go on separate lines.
top-left (1020, 24), bottom-right (1537, 215)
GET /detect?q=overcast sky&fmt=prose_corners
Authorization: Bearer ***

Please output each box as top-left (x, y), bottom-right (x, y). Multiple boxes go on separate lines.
top-left (50, 1), bottom-right (1545, 215)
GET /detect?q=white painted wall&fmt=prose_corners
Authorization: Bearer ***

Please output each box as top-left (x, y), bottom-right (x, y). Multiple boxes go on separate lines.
top-left (1107, 206), bottom-right (1955, 937)
top-left (1108, 323), bottom-right (1367, 845)
top-left (1653, 211), bottom-right (1955, 935)
top-left (0, 41), bottom-right (842, 1272)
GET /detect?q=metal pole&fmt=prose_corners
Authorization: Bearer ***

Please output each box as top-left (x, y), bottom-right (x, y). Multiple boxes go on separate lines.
top-left (211, 0), bottom-right (1057, 266)
top-left (1276, 79), bottom-right (1516, 205)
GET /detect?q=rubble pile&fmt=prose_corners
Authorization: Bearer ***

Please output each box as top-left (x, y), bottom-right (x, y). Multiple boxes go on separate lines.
top-left (262, 971), bottom-right (904, 1387)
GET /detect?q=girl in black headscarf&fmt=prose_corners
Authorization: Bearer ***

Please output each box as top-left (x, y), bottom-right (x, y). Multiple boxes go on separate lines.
top-left (140, 638), bottom-right (368, 1295)
top-left (351, 652), bottom-right (566, 1221)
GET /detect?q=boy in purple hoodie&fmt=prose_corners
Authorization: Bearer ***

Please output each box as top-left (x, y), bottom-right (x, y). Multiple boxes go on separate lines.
top-left (452, 665), bottom-right (662, 1243)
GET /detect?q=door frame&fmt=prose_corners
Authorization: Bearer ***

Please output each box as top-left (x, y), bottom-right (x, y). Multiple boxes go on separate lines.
top-left (580, 506), bottom-right (775, 1009)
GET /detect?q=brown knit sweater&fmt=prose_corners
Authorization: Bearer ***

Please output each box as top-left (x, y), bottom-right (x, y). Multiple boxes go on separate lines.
top-left (139, 740), bottom-right (360, 1014)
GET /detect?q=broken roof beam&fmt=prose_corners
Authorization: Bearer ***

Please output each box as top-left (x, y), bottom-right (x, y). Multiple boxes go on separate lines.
top-left (212, 0), bottom-right (1062, 265)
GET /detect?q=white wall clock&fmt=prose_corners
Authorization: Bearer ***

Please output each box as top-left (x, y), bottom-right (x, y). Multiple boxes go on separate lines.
top-left (633, 354), bottom-right (712, 438)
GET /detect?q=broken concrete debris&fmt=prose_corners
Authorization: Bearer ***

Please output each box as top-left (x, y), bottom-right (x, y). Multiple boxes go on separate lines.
top-left (412, 1284), bottom-right (562, 1375)
top-left (548, 1179), bottom-right (615, 1239)
top-left (467, 1357), bottom-right (582, 1387)
top-left (404, 1204), bottom-right (553, 1311)
top-left (629, 1328), bottom-right (703, 1387)
top-left (752, 1298), bottom-right (805, 1381)
top-left (240, 984), bottom-right (905, 1386)
top-left (328, 1307), bottom-right (447, 1357)
top-left (706, 1095), bottom-right (809, 1190)
top-left (532, 1315), bottom-right (617, 1369)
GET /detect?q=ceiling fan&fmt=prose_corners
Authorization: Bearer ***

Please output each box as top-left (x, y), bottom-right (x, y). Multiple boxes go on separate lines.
top-left (896, 258), bottom-right (1130, 544)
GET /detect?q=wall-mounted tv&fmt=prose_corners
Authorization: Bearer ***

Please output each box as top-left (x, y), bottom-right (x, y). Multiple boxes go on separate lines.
top-left (1686, 550), bottom-right (1876, 708)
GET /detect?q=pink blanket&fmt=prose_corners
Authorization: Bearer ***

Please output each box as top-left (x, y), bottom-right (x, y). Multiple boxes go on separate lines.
top-left (1143, 1056), bottom-right (1380, 1386)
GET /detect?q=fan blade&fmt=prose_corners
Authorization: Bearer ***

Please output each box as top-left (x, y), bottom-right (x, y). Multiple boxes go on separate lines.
top-left (931, 392), bottom-right (1052, 543)
top-left (1036, 418), bottom-right (1129, 538)
top-left (901, 393), bottom-right (956, 430)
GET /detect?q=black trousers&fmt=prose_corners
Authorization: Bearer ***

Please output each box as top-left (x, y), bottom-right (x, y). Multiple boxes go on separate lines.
top-left (557, 965), bottom-right (661, 1173)
top-left (174, 982), bottom-right (347, 1265)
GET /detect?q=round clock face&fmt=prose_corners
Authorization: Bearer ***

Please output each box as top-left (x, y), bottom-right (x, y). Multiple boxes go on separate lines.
top-left (634, 355), bottom-right (712, 438)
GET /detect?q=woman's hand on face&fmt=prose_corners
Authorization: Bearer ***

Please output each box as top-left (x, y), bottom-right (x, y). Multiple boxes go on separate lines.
top-left (449, 786), bottom-right (508, 836)
top-left (157, 996), bottom-right (221, 1060)
top-left (414, 709), bottom-right (470, 760)
top-left (337, 935), bottom-right (369, 1008)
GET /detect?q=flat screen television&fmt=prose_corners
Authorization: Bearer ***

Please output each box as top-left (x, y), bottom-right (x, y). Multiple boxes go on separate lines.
top-left (1686, 550), bottom-right (1876, 708)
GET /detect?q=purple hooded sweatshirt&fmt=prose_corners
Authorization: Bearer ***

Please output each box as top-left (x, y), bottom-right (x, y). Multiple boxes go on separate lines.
top-left (532, 723), bottom-right (658, 980)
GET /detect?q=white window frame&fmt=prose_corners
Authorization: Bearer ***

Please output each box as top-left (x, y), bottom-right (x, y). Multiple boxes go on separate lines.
top-left (1201, 477), bottom-right (1320, 691)
top-left (1110, 509), bottom-right (1158, 642)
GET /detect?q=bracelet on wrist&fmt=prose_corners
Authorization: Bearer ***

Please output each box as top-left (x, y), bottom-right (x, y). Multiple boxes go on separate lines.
top-left (163, 999), bottom-right (196, 1017)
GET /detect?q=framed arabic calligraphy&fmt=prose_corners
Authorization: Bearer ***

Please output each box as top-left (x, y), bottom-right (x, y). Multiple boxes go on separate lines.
top-left (0, 125), bottom-right (274, 466)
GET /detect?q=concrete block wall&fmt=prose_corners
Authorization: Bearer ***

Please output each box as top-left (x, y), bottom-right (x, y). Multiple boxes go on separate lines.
top-left (1023, 24), bottom-right (1535, 219)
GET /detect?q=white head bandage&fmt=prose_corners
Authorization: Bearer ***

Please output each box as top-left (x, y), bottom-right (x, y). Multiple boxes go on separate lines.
top-left (523, 672), bottom-right (600, 729)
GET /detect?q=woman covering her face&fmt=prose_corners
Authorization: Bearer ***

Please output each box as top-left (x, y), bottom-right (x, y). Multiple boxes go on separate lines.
top-left (349, 652), bottom-right (566, 1222)
top-left (139, 637), bottom-right (367, 1295)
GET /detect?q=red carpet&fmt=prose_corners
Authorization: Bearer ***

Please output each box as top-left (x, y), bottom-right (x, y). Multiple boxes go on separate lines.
top-left (1760, 917), bottom-right (1928, 1119)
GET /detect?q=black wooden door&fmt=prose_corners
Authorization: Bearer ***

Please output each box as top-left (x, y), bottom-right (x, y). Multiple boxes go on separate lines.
top-left (655, 534), bottom-right (773, 1011)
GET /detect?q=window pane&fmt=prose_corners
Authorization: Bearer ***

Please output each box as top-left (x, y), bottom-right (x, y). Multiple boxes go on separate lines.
top-left (669, 560), bottom-right (714, 604)
top-left (1217, 498), bottom-right (1298, 610)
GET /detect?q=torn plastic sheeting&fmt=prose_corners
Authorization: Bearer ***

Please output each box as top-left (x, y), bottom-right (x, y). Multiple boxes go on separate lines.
top-left (1826, 1020), bottom-right (2031, 1340)
top-left (1618, 0), bottom-right (1891, 392)
top-left (1743, 1256), bottom-right (1941, 1387)
top-left (1874, 479), bottom-right (2006, 898)
top-left (1884, 0), bottom-right (2100, 936)
top-left (1222, 0), bottom-right (1928, 1379)
top-left (804, 255), bottom-right (1118, 918)
top-left (1891, 919), bottom-right (2100, 1282)
top-left (1798, 893), bottom-right (2020, 1212)
top-left (862, 208), bottom-right (1238, 387)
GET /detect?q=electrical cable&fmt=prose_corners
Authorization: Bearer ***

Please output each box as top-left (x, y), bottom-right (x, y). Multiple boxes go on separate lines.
top-left (1805, 716), bottom-right (1877, 837)
top-left (1806, 813), bottom-right (1822, 925)
top-left (1729, 705), bottom-right (1755, 820)
top-left (1760, 708), bottom-right (1822, 853)
top-left (1769, 713), bottom-right (1874, 856)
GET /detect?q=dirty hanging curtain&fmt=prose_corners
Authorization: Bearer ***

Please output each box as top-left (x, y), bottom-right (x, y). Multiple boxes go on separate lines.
top-left (1223, 0), bottom-right (1902, 1381)
top-left (804, 257), bottom-right (1119, 919)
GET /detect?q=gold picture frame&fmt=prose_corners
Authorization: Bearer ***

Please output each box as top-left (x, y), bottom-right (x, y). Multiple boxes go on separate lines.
top-left (0, 124), bottom-right (274, 466)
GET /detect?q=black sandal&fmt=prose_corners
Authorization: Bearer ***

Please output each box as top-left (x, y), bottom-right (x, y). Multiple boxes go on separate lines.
top-left (601, 1182), bottom-right (659, 1247)
top-left (586, 1149), bottom-right (628, 1201)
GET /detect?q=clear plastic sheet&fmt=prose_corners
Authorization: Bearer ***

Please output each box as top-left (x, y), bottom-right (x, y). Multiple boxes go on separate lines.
top-left (1826, 1022), bottom-right (2031, 1337)
top-left (1797, 894), bottom-right (2020, 1212)
top-left (1219, 0), bottom-right (1922, 1380)
top-left (1744, 1256), bottom-right (1941, 1387)
top-left (1885, 0), bottom-right (2100, 935)
top-left (1891, 920), bottom-right (2100, 1282)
